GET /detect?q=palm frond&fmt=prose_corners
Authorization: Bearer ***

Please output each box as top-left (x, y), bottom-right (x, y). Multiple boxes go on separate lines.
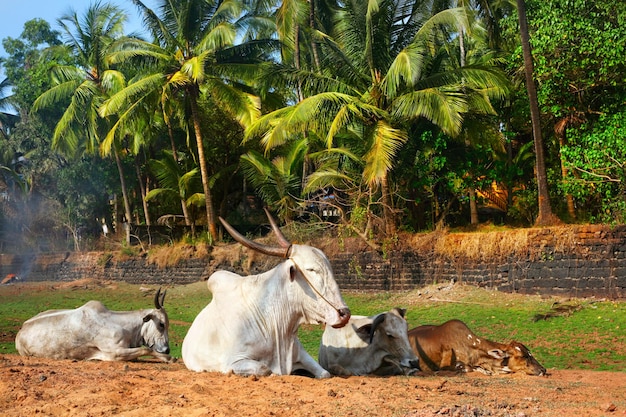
top-left (383, 44), bottom-right (430, 97)
top-left (186, 193), bottom-right (206, 208)
top-left (393, 88), bottom-right (468, 136)
top-left (179, 168), bottom-right (200, 190)
top-left (181, 55), bottom-right (207, 83)
top-left (197, 22), bottom-right (237, 52)
top-left (245, 92), bottom-right (385, 151)
top-left (107, 42), bottom-right (172, 65)
top-left (130, 0), bottom-right (178, 48)
top-left (415, 7), bottom-right (470, 47)
top-left (32, 79), bottom-right (81, 112)
top-left (274, 0), bottom-right (308, 50)
top-left (304, 169), bottom-right (354, 194)
top-left (308, 147), bottom-right (362, 166)
top-left (167, 71), bottom-right (192, 89)
top-left (362, 121), bottom-right (408, 185)
top-left (100, 70), bottom-right (126, 94)
top-left (145, 187), bottom-right (176, 202)
top-left (99, 73), bottom-right (165, 117)
top-left (203, 78), bottom-right (261, 128)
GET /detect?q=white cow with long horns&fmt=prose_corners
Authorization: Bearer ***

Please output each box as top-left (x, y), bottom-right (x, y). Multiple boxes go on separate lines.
top-left (15, 289), bottom-right (171, 362)
top-left (182, 208), bottom-right (351, 377)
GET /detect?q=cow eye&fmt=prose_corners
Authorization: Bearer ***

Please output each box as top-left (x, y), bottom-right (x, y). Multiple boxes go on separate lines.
top-left (159, 322), bottom-right (165, 329)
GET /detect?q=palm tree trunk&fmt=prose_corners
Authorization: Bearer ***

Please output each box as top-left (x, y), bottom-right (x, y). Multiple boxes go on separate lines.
top-left (113, 149), bottom-right (132, 244)
top-left (557, 129), bottom-right (576, 220)
top-left (134, 156), bottom-right (151, 226)
top-left (167, 122), bottom-right (178, 162)
top-left (309, 0), bottom-right (321, 71)
top-left (294, 24), bottom-right (304, 102)
top-left (516, 0), bottom-right (560, 226)
top-left (381, 173), bottom-right (396, 235)
top-left (459, 26), bottom-right (479, 225)
top-left (166, 122), bottom-right (192, 227)
top-left (506, 130), bottom-right (514, 210)
top-left (188, 86), bottom-right (218, 240)
top-left (469, 187), bottom-right (479, 224)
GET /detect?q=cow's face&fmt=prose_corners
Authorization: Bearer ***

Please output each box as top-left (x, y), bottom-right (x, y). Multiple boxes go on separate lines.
top-left (141, 307), bottom-right (170, 355)
top-left (504, 342), bottom-right (547, 376)
top-left (357, 308), bottom-right (419, 371)
top-left (289, 244), bottom-right (350, 328)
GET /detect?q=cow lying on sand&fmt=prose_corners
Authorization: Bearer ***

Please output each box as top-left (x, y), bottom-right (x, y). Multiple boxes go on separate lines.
top-left (15, 288), bottom-right (171, 362)
top-left (408, 319), bottom-right (546, 375)
top-left (319, 307), bottom-right (420, 376)
top-left (182, 208), bottom-right (351, 378)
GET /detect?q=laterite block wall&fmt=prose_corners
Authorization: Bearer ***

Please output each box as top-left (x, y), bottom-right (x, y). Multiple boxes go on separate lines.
top-left (2, 225), bottom-right (625, 298)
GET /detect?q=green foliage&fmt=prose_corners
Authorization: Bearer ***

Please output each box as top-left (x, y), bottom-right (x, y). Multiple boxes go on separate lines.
top-left (561, 110), bottom-right (626, 223)
top-left (507, 187), bottom-right (538, 226)
top-left (147, 150), bottom-right (202, 220)
top-left (4, 0), bottom-right (626, 248)
top-left (240, 139), bottom-right (307, 220)
top-left (55, 155), bottom-right (119, 226)
top-left (0, 18), bottom-right (64, 111)
top-left (245, 1), bottom-right (509, 236)
top-left (498, 0), bottom-right (626, 224)
top-left (526, 0), bottom-right (626, 118)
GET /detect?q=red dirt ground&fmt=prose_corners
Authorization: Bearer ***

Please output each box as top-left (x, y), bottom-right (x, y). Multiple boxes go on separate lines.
top-left (1, 354), bottom-right (624, 417)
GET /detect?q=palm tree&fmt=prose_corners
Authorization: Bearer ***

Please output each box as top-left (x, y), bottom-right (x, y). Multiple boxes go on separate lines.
top-left (240, 138), bottom-right (309, 220)
top-left (147, 150), bottom-right (201, 234)
top-left (515, 0), bottom-right (559, 226)
top-left (246, 2), bottom-right (508, 236)
top-left (32, 2), bottom-right (136, 237)
top-left (101, 0), bottom-right (266, 241)
top-left (0, 78), bottom-right (19, 140)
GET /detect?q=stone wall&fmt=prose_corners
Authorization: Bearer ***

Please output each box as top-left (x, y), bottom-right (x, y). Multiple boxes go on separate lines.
top-left (1, 225), bottom-right (625, 299)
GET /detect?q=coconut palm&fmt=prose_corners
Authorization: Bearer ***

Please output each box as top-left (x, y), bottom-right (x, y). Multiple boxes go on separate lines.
top-left (515, 0), bottom-right (559, 225)
top-left (147, 150), bottom-right (201, 235)
top-left (101, 0), bottom-right (268, 240)
top-left (32, 2), bottom-right (136, 235)
top-left (246, 1), bottom-right (508, 236)
top-left (240, 137), bottom-right (309, 220)
top-left (0, 78), bottom-right (19, 140)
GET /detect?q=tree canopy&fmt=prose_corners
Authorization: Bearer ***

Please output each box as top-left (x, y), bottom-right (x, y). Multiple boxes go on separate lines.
top-left (1, 0), bottom-right (625, 253)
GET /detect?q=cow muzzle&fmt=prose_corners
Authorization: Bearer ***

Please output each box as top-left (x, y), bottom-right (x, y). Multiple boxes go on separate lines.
top-left (153, 345), bottom-right (170, 355)
top-left (331, 307), bottom-right (351, 328)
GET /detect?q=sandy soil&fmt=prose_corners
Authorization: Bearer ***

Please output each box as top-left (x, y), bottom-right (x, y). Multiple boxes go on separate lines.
top-left (1, 354), bottom-right (624, 417)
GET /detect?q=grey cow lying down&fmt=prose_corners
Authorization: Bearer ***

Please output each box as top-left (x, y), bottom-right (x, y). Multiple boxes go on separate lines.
top-left (319, 307), bottom-right (420, 376)
top-left (15, 289), bottom-right (172, 362)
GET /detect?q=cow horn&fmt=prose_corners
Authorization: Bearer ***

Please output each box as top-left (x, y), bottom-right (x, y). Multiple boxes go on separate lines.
top-left (154, 287), bottom-right (166, 309)
top-left (264, 207), bottom-right (291, 249)
top-left (219, 214), bottom-right (291, 258)
top-left (369, 313), bottom-right (386, 344)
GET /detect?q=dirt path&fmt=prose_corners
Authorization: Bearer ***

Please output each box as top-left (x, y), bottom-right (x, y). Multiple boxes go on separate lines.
top-left (1, 354), bottom-right (624, 417)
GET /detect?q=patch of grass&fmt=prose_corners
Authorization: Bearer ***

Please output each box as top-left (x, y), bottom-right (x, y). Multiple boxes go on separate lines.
top-left (1, 281), bottom-right (624, 372)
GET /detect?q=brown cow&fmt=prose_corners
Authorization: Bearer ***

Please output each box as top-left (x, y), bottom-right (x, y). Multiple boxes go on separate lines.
top-left (408, 319), bottom-right (546, 376)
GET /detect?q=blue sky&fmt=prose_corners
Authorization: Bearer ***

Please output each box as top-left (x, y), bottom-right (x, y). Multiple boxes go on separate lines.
top-left (0, 1), bottom-right (158, 77)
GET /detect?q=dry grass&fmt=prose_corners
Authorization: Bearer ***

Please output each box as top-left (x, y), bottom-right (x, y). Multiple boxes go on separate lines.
top-left (146, 242), bottom-right (211, 268)
top-left (129, 223), bottom-right (601, 268)
top-left (407, 225), bottom-right (583, 262)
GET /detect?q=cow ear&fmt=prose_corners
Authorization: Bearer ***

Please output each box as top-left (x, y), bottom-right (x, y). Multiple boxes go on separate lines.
top-left (355, 324), bottom-right (373, 343)
top-left (289, 265), bottom-right (296, 282)
top-left (487, 349), bottom-right (508, 359)
top-left (143, 314), bottom-right (153, 323)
